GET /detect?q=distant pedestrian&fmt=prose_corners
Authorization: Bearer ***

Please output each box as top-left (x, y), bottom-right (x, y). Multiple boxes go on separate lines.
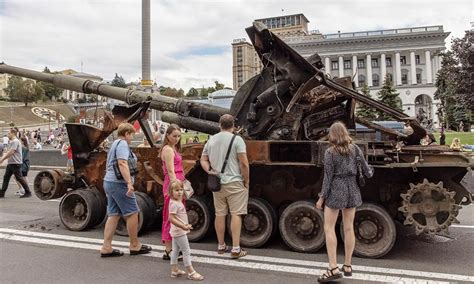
top-left (316, 122), bottom-right (373, 282)
top-left (0, 128), bottom-right (32, 198)
top-left (100, 123), bottom-right (151, 257)
top-left (440, 128), bottom-right (446, 146)
top-left (200, 114), bottom-right (250, 259)
top-left (61, 143), bottom-right (73, 173)
top-left (15, 136), bottom-right (30, 197)
top-left (33, 141), bottom-right (43, 150)
top-left (160, 124), bottom-right (185, 260)
top-left (168, 180), bottom-right (204, 281)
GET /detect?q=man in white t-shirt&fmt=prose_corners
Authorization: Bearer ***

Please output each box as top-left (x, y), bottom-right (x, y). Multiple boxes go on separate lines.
top-left (200, 114), bottom-right (249, 259)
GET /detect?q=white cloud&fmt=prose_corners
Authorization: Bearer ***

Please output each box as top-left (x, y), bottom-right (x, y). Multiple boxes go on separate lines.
top-left (1, 0), bottom-right (472, 91)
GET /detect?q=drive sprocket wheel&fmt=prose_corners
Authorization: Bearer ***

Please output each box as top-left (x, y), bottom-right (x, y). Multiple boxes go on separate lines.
top-left (398, 179), bottom-right (461, 235)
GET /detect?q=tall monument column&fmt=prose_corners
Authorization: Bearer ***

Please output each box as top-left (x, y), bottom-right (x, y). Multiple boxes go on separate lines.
top-left (141, 0), bottom-right (152, 87)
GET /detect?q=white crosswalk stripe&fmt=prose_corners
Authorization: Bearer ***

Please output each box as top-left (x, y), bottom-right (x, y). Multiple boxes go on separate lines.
top-left (1, 228), bottom-right (473, 283)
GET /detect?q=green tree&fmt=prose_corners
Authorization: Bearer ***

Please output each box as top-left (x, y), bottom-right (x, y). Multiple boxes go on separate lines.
top-left (376, 75), bottom-right (402, 120)
top-left (4, 76), bottom-right (44, 106)
top-left (436, 30), bottom-right (473, 130)
top-left (38, 67), bottom-right (63, 101)
top-left (214, 80), bottom-right (225, 90)
top-left (356, 84), bottom-right (377, 120)
top-left (435, 51), bottom-right (458, 129)
top-left (187, 87), bottom-right (199, 97)
top-left (111, 73), bottom-right (127, 88)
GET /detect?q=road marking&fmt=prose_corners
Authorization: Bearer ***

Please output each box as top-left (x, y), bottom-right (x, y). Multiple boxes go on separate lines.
top-left (0, 232), bottom-right (448, 283)
top-left (0, 228), bottom-right (472, 283)
top-left (451, 224), bottom-right (474, 229)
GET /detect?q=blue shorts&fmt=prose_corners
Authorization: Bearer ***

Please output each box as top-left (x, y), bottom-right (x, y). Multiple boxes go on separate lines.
top-left (103, 181), bottom-right (139, 217)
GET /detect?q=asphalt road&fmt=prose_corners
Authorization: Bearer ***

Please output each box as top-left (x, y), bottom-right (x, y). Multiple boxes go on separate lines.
top-left (1, 169), bottom-right (473, 283)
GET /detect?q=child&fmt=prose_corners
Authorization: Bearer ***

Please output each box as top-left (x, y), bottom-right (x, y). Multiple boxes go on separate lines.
top-left (168, 180), bottom-right (204, 281)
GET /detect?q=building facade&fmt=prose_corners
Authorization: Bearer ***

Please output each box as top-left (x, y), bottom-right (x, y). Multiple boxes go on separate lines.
top-left (232, 14), bottom-right (449, 128)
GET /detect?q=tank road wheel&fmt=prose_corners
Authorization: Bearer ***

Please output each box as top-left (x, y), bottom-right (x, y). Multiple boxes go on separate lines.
top-left (341, 203), bottom-right (396, 258)
top-left (279, 200), bottom-right (325, 252)
top-left (399, 179), bottom-right (461, 235)
top-left (186, 196), bottom-right (211, 242)
top-left (59, 189), bottom-right (102, 231)
top-left (34, 170), bottom-right (67, 200)
top-left (115, 193), bottom-right (150, 236)
top-left (84, 187), bottom-right (107, 228)
top-left (135, 192), bottom-right (157, 229)
top-left (227, 198), bottom-right (277, 248)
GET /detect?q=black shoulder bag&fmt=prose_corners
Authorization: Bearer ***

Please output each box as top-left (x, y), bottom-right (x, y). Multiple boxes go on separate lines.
top-left (112, 140), bottom-right (138, 180)
top-left (207, 134), bottom-right (237, 192)
top-left (355, 145), bottom-right (366, 188)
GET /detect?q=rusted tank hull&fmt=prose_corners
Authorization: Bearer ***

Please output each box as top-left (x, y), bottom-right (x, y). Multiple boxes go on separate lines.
top-left (42, 139), bottom-right (472, 258)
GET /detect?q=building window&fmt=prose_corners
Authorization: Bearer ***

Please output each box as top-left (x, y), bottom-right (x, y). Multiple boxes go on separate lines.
top-left (358, 75), bottom-right (365, 86)
top-left (344, 60), bottom-right (351, 69)
top-left (400, 56), bottom-right (406, 65)
top-left (401, 74), bottom-right (408, 84)
top-left (357, 59), bottom-right (365, 68)
top-left (386, 73), bottom-right (393, 83)
top-left (332, 61), bottom-right (339, 70)
top-left (386, 57), bottom-right (392, 67)
top-left (372, 74), bottom-right (380, 86)
top-left (371, 59), bottom-right (379, 68)
top-left (416, 73), bottom-right (422, 84)
top-left (415, 55), bottom-right (421, 64)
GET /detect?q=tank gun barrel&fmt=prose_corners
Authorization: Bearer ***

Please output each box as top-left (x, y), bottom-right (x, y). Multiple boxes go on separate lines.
top-left (0, 63), bottom-right (229, 127)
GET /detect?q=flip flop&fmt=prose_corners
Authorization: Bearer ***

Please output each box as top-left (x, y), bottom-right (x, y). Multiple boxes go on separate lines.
top-left (130, 244), bottom-right (152, 255)
top-left (100, 249), bottom-right (124, 258)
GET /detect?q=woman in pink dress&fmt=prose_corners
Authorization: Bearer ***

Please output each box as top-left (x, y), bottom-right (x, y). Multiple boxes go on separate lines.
top-left (160, 124), bottom-right (184, 260)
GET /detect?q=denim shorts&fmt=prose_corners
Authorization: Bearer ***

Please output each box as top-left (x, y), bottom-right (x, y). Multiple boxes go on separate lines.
top-left (103, 181), bottom-right (139, 217)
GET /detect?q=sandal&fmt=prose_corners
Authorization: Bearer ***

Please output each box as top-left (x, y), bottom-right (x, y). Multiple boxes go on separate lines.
top-left (341, 264), bottom-right (352, 277)
top-left (163, 249), bottom-right (172, 260)
top-left (317, 267), bottom-right (343, 283)
top-left (163, 250), bottom-right (183, 261)
top-left (100, 249), bottom-right (124, 258)
top-left (130, 244), bottom-right (152, 255)
top-left (187, 271), bottom-right (204, 281)
top-left (230, 248), bottom-right (248, 259)
top-left (217, 244), bottom-right (231, 254)
top-left (170, 269), bottom-right (186, 278)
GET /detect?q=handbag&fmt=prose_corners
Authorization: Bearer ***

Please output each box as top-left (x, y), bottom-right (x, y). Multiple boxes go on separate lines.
top-left (355, 146), bottom-right (366, 188)
top-left (207, 134), bottom-right (237, 192)
top-left (112, 140), bottom-right (138, 180)
top-left (183, 179), bottom-right (194, 199)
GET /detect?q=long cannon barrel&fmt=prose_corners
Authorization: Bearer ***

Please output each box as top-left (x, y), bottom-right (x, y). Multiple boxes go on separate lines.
top-left (0, 63), bottom-right (228, 130)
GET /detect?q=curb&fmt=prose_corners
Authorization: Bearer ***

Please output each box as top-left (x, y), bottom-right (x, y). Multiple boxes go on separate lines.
top-left (0, 165), bottom-right (67, 171)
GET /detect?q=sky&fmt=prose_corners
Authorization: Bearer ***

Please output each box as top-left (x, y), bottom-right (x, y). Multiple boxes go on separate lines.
top-left (0, 0), bottom-right (472, 92)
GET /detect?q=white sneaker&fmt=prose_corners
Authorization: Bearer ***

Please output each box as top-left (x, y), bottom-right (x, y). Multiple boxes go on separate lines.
top-left (15, 190), bottom-right (26, 196)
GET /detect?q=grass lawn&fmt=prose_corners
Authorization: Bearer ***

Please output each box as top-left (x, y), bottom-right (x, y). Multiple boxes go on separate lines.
top-left (433, 131), bottom-right (474, 145)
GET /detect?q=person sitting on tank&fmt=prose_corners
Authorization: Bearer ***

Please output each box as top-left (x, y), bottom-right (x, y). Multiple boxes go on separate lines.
top-left (450, 137), bottom-right (462, 151)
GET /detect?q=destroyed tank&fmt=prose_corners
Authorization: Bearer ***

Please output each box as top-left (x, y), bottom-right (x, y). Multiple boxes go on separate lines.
top-left (1, 22), bottom-right (472, 259)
